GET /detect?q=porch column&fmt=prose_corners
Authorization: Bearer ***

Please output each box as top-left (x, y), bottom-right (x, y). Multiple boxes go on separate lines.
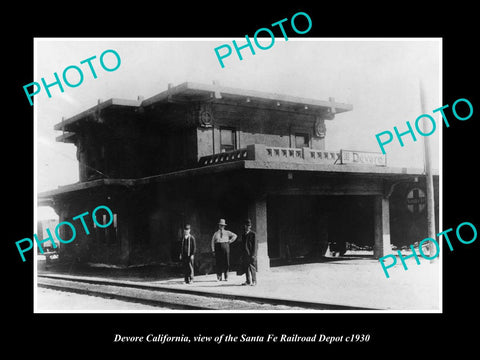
top-left (373, 195), bottom-right (391, 258)
top-left (248, 194), bottom-right (270, 272)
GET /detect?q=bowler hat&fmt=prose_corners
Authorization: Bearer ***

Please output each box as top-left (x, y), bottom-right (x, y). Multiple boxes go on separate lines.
top-left (218, 219), bottom-right (227, 226)
top-left (244, 219), bottom-right (252, 226)
top-left (184, 224), bottom-right (191, 230)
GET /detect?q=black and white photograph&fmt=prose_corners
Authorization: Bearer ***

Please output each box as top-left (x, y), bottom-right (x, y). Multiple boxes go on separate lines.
top-left (6, 5), bottom-right (479, 354)
top-left (34, 38), bottom-right (441, 312)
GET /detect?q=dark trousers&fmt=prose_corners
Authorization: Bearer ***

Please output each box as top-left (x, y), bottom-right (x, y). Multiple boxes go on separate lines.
top-left (214, 242), bottom-right (230, 280)
top-left (182, 255), bottom-right (194, 282)
top-left (245, 258), bottom-right (257, 284)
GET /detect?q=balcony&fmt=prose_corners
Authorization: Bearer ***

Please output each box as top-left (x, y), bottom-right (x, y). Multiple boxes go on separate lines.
top-left (198, 144), bottom-right (341, 167)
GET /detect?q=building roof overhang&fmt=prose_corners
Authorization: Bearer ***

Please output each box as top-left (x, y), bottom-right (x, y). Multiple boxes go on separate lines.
top-left (38, 160), bottom-right (438, 204)
top-left (54, 98), bottom-right (142, 132)
top-left (54, 82), bottom-right (353, 133)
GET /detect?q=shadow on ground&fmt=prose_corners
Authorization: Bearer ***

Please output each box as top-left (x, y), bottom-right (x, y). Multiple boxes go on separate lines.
top-left (39, 254), bottom-right (376, 282)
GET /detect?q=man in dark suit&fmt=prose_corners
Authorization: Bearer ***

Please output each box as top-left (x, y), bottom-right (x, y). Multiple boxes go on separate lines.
top-left (179, 224), bottom-right (196, 284)
top-left (241, 219), bottom-right (257, 286)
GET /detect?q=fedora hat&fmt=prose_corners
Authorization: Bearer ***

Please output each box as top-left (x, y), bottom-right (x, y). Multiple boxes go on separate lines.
top-left (218, 219), bottom-right (227, 226)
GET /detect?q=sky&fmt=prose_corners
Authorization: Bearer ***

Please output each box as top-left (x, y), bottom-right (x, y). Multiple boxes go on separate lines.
top-left (35, 38), bottom-right (441, 219)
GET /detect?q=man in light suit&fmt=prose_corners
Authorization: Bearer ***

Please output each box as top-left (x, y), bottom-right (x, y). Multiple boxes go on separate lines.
top-left (211, 219), bottom-right (237, 281)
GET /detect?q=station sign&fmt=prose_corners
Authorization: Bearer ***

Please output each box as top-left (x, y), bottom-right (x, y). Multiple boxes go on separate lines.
top-left (406, 188), bottom-right (426, 213)
top-left (340, 150), bottom-right (387, 166)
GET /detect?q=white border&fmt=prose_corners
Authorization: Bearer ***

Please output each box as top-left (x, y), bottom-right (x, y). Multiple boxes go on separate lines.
top-left (33, 38), bottom-right (39, 313)
top-left (33, 37), bottom-right (443, 314)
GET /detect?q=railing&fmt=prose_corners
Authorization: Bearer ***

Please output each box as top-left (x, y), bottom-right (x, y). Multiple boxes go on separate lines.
top-left (198, 144), bottom-right (341, 167)
top-left (304, 149), bottom-right (341, 163)
top-left (264, 146), bottom-right (303, 162)
top-left (198, 148), bottom-right (251, 166)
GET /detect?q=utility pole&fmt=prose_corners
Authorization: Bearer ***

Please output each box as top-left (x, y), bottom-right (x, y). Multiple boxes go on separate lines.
top-left (419, 80), bottom-right (437, 260)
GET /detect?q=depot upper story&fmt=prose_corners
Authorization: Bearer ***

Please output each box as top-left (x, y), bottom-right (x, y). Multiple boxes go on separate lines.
top-left (54, 81), bottom-right (355, 181)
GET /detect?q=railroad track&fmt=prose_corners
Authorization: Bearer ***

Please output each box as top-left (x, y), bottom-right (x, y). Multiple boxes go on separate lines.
top-left (37, 273), bottom-right (374, 311)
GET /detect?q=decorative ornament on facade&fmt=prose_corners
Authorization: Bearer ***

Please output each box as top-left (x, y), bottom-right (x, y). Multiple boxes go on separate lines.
top-left (314, 117), bottom-right (327, 138)
top-left (199, 109), bottom-right (213, 127)
top-left (193, 103), bottom-right (213, 127)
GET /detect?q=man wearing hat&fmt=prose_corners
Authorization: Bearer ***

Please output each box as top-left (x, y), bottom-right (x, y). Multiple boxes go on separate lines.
top-left (241, 219), bottom-right (257, 286)
top-left (179, 224), bottom-right (196, 284)
top-left (211, 219), bottom-right (237, 281)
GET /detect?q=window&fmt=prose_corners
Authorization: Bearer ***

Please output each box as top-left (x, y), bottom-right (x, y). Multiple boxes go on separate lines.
top-left (295, 133), bottom-right (309, 148)
top-left (93, 211), bottom-right (118, 244)
top-left (220, 127), bottom-right (237, 152)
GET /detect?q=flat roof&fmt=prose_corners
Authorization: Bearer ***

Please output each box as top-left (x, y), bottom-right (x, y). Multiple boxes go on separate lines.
top-left (54, 82), bottom-right (353, 131)
top-left (38, 160), bottom-right (436, 201)
top-left (141, 82), bottom-right (353, 112)
top-left (54, 98), bottom-right (142, 131)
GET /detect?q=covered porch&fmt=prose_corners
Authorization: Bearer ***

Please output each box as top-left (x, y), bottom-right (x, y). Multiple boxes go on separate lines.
top-left (38, 149), bottom-right (437, 273)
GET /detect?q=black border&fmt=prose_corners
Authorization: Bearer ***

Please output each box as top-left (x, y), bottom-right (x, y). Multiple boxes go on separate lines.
top-left (7, 3), bottom-right (479, 354)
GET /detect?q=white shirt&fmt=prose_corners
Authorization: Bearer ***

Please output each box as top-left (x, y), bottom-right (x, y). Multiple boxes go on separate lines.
top-left (211, 229), bottom-right (237, 251)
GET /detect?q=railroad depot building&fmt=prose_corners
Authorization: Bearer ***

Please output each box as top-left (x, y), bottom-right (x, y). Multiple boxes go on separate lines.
top-left (38, 82), bottom-right (439, 273)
